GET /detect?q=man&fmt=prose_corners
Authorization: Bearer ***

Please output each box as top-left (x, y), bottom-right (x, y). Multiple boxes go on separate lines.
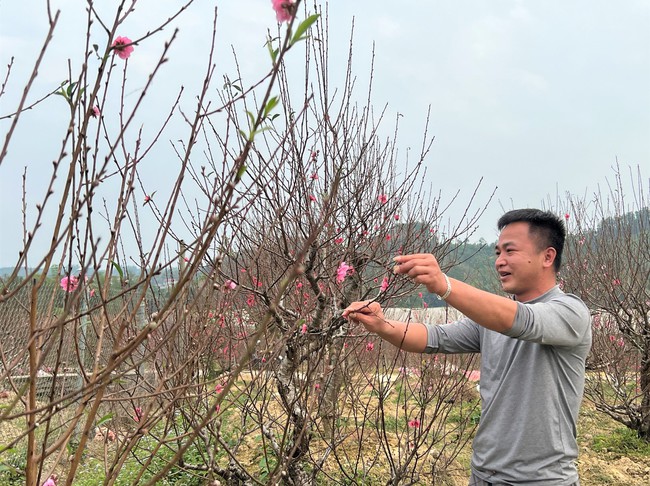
top-left (343, 209), bottom-right (591, 485)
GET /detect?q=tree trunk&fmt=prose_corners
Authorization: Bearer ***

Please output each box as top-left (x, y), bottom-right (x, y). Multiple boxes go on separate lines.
top-left (320, 338), bottom-right (346, 440)
top-left (638, 345), bottom-right (650, 440)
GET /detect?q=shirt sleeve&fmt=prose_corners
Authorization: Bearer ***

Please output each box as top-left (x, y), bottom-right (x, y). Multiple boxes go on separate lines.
top-left (424, 317), bottom-right (482, 354)
top-left (503, 293), bottom-right (591, 346)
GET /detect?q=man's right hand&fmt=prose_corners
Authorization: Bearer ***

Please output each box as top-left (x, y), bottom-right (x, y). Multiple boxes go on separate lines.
top-left (342, 300), bottom-right (388, 334)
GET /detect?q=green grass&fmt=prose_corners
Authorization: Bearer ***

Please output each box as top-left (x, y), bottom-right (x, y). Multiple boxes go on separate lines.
top-left (592, 426), bottom-right (650, 458)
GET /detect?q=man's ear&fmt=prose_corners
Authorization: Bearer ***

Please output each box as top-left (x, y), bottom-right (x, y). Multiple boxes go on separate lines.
top-left (543, 247), bottom-right (557, 268)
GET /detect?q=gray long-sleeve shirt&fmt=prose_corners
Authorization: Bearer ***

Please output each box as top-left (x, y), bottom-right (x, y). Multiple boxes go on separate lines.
top-left (424, 286), bottom-right (591, 485)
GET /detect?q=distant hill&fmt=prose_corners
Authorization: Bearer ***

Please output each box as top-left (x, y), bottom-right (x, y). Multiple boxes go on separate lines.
top-left (0, 267), bottom-right (31, 278)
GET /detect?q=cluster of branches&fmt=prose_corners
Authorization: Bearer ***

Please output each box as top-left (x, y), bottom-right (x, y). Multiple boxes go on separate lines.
top-left (0, 1), bottom-right (490, 485)
top-left (560, 166), bottom-right (650, 440)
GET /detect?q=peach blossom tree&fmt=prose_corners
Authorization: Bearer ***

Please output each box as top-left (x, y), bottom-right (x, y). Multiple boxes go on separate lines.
top-left (0, 1), bottom-right (489, 484)
top-left (561, 166), bottom-right (650, 440)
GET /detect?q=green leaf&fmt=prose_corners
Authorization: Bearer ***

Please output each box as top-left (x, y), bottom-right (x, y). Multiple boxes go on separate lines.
top-left (266, 41), bottom-right (276, 63)
top-left (236, 164), bottom-right (247, 181)
top-left (266, 37), bottom-right (280, 64)
top-left (238, 128), bottom-right (249, 141)
top-left (251, 126), bottom-right (272, 138)
top-left (223, 77), bottom-right (242, 92)
top-left (66, 81), bottom-right (77, 98)
top-left (291, 14), bottom-right (320, 45)
top-left (263, 96), bottom-right (279, 119)
top-left (97, 412), bottom-right (113, 427)
top-left (110, 260), bottom-right (124, 280)
top-left (246, 110), bottom-right (256, 129)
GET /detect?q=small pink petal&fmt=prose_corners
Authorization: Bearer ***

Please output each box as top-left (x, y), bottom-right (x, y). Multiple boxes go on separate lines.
top-left (112, 36), bottom-right (134, 60)
top-left (336, 261), bottom-right (352, 283)
top-left (271, 0), bottom-right (296, 22)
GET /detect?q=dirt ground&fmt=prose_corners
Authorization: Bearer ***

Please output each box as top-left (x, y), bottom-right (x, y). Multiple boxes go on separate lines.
top-left (575, 402), bottom-right (650, 486)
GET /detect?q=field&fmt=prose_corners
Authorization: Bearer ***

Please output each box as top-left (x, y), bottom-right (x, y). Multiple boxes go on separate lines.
top-left (2, 381), bottom-right (650, 485)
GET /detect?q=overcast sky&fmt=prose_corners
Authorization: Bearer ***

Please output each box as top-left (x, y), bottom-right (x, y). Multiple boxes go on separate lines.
top-left (0, 0), bottom-right (648, 267)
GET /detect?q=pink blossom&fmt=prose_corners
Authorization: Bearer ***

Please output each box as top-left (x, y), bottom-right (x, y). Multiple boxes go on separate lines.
top-left (408, 419), bottom-right (421, 428)
top-left (464, 370), bottom-right (481, 382)
top-left (612, 278), bottom-right (621, 286)
top-left (378, 194), bottom-right (388, 204)
top-left (310, 172), bottom-right (319, 180)
top-left (272, 0), bottom-right (297, 22)
top-left (394, 214), bottom-right (400, 221)
top-left (385, 234), bottom-right (391, 241)
top-left (224, 280), bottom-right (237, 290)
top-left (112, 36), bottom-right (134, 60)
top-left (89, 288), bottom-right (96, 298)
top-left (134, 406), bottom-right (143, 422)
top-left (215, 383), bottom-right (224, 394)
top-left (564, 213), bottom-right (570, 220)
top-left (296, 281), bottom-right (303, 289)
top-left (336, 261), bottom-right (352, 283)
top-left (309, 194), bottom-right (317, 202)
top-left (60, 275), bottom-right (79, 292)
top-left (246, 294), bottom-right (255, 306)
top-left (418, 292), bottom-right (423, 299)
top-left (380, 276), bottom-right (389, 292)
top-left (314, 383), bottom-right (320, 390)
top-left (301, 323), bottom-right (308, 334)
top-left (215, 404), bottom-right (221, 413)
top-left (42, 475), bottom-right (58, 486)
top-left (334, 237), bottom-right (344, 244)
top-left (366, 342), bottom-right (374, 352)
top-left (91, 106), bottom-right (101, 118)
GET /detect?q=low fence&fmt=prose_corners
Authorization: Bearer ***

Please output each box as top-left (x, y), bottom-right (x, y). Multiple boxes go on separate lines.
top-left (0, 278), bottom-right (147, 399)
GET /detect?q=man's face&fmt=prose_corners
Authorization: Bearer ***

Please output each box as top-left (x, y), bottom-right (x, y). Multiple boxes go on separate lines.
top-left (494, 221), bottom-right (549, 301)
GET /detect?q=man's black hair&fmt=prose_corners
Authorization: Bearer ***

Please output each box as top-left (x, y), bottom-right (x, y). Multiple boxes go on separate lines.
top-left (497, 209), bottom-right (566, 272)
